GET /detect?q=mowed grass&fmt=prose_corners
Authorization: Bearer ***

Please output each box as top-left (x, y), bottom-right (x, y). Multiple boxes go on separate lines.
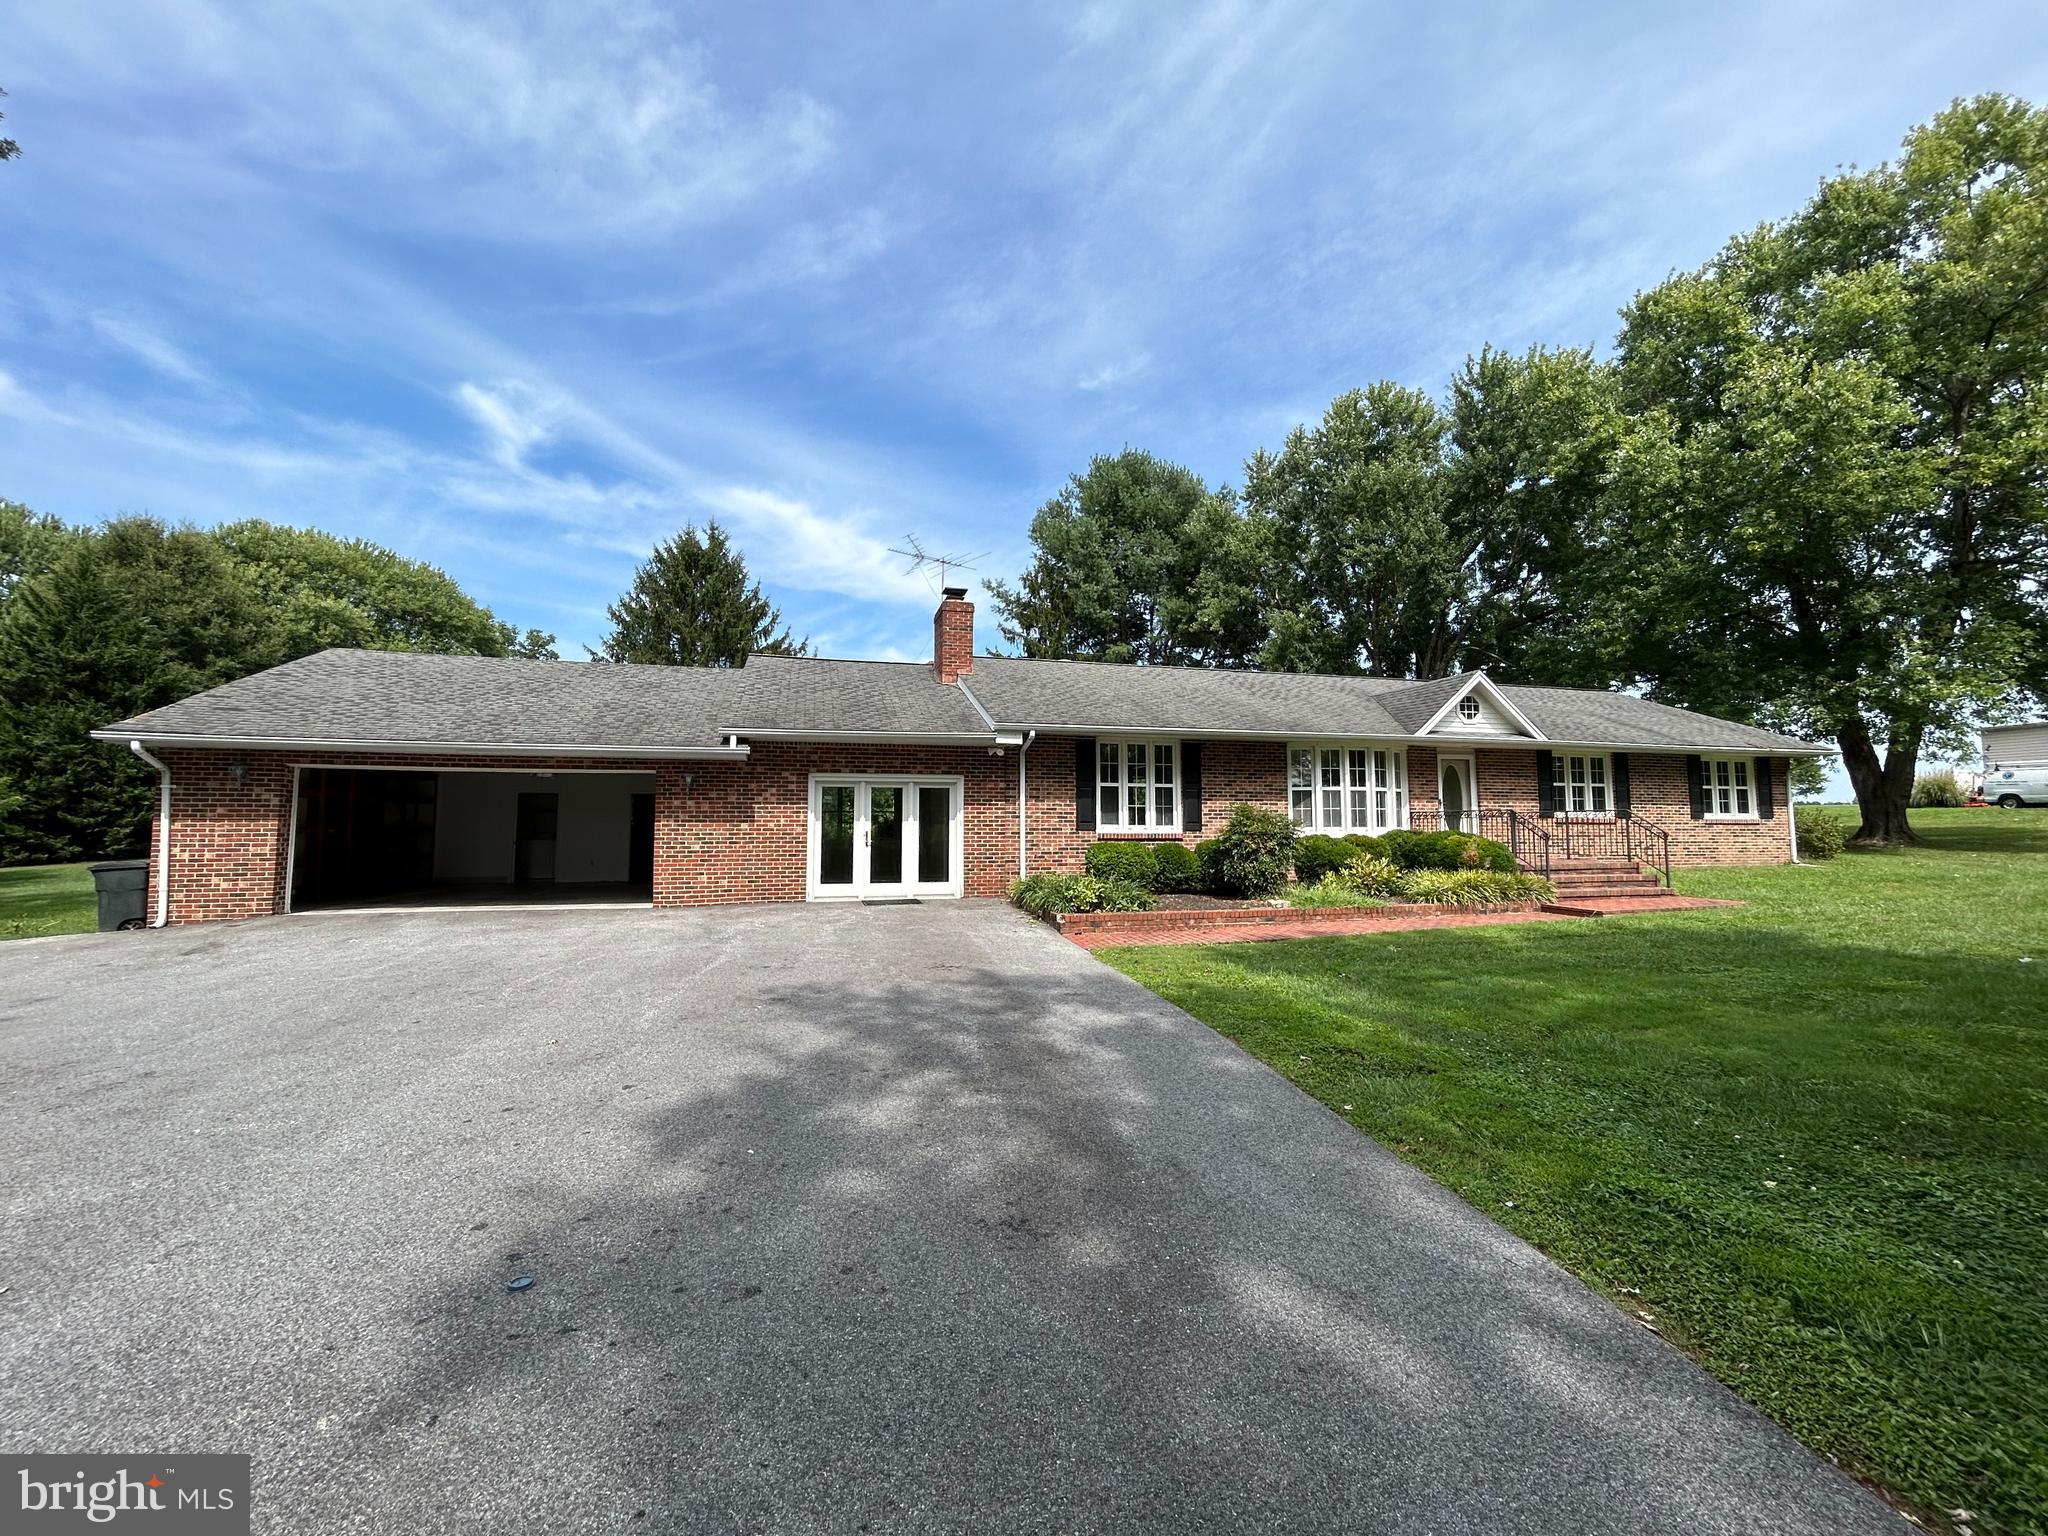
top-left (1105, 808), bottom-right (2048, 1535)
top-left (0, 862), bottom-right (99, 940)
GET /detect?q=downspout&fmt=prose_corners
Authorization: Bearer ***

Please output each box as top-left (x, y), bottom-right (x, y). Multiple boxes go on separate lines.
top-left (1017, 730), bottom-right (1037, 880)
top-left (129, 739), bottom-right (171, 927)
top-left (1785, 758), bottom-right (1801, 865)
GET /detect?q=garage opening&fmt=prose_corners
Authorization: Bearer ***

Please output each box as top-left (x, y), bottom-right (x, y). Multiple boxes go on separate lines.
top-left (289, 768), bottom-right (656, 912)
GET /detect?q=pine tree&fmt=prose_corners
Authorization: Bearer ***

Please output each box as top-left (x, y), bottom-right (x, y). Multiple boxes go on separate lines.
top-left (597, 522), bottom-right (806, 666)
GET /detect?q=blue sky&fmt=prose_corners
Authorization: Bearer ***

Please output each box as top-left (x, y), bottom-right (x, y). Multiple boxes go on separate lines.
top-left (4, 1), bottom-right (2045, 677)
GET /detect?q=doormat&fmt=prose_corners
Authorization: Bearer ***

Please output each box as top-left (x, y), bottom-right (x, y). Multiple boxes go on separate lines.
top-left (861, 898), bottom-right (923, 906)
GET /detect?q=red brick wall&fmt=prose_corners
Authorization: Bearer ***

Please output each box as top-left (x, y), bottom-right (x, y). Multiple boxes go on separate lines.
top-left (141, 737), bottom-right (1791, 923)
top-left (1019, 737), bottom-right (1790, 875)
top-left (653, 740), bottom-right (1016, 905)
top-left (1021, 737), bottom-right (1289, 873)
top-left (146, 742), bottom-right (1025, 923)
top-left (1469, 747), bottom-right (1791, 865)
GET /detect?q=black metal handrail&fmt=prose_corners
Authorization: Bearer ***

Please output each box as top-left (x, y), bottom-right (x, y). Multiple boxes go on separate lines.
top-left (1550, 812), bottom-right (1673, 889)
top-left (1467, 807), bottom-right (1550, 880)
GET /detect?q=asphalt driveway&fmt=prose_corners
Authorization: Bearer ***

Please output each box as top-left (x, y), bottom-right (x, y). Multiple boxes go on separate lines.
top-left (0, 903), bottom-right (1899, 1534)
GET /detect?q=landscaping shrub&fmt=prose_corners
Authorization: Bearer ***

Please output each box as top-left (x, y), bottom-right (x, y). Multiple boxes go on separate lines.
top-left (1795, 805), bottom-right (1847, 861)
top-left (1394, 868), bottom-right (1553, 907)
top-left (1286, 874), bottom-right (1389, 910)
top-left (1909, 771), bottom-right (1966, 808)
top-left (1336, 853), bottom-right (1406, 898)
top-left (1008, 873), bottom-right (1158, 920)
top-left (1293, 833), bottom-right (1356, 885)
top-left (1085, 840), bottom-right (1160, 888)
top-left (1150, 841), bottom-right (1202, 892)
top-left (1342, 833), bottom-right (1386, 859)
top-left (1193, 837), bottom-right (1225, 893)
top-left (1210, 803), bottom-right (1297, 897)
top-left (1376, 829), bottom-right (1516, 873)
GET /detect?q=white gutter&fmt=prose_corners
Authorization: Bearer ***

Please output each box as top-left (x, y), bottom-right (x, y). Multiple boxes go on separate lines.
top-left (90, 731), bottom-right (749, 760)
top-left (1785, 759), bottom-right (1801, 865)
top-left (128, 739), bottom-right (171, 928)
top-left (981, 724), bottom-right (1834, 754)
top-left (1016, 729), bottom-right (1037, 880)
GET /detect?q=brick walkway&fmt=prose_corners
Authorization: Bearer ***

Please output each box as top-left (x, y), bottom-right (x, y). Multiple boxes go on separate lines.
top-left (1063, 907), bottom-right (1576, 950)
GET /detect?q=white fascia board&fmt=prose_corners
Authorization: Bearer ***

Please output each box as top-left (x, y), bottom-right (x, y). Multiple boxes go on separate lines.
top-left (88, 731), bottom-right (751, 760)
top-left (728, 729), bottom-right (1004, 746)
top-left (1415, 671), bottom-right (1547, 740)
top-left (975, 723), bottom-right (1829, 754)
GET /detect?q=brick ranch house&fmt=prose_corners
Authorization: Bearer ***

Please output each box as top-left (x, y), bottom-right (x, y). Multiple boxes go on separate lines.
top-left (94, 589), bottom-right (1826, 926)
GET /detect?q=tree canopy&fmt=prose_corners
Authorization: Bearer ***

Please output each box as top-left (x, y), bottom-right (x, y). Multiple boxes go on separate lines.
top-left (1593, 93), bottom-right (2048, 841)
top-left (990, 97), bottom-right (2047, 843)
top-left (597, 521), bottom-right (806, 666)
top-left (0, 510), bottom-right (558, 861)
top-left (986, 451), bottom-right (1263, 666)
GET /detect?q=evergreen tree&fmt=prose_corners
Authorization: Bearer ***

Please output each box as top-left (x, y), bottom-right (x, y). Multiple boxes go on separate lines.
top-left (0, 520), bottom-right (280, 861)
top-left (597, 522), bottom-right (805, 666)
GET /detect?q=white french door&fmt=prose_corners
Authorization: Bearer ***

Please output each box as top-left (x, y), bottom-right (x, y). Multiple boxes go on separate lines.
top-left (808, 776), bottom-right (963, 900)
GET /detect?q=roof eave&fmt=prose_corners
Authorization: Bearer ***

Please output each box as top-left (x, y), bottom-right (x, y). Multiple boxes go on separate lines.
top-left (89, 730), bottom-right (751, 760)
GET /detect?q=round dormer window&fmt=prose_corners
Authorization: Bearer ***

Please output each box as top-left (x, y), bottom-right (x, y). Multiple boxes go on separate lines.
top-left (1457, 695), bottom-right (1481, 721)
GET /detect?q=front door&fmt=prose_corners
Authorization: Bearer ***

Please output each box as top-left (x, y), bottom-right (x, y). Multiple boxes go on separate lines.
top-left (810, 777), bottom-right (962, 899)
top-left (1438, 755), bottom-right (1475, 832)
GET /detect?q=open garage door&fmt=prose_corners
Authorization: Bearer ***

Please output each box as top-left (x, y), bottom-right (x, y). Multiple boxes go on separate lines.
top-left (290, 768), bottom-right (656, 912)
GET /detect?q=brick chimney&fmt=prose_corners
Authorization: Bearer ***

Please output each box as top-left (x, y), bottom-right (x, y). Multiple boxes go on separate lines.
top-left (933, 586), bottom-right (974, 684)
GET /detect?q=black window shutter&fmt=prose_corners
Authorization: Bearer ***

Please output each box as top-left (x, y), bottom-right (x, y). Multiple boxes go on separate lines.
top-left (1075, 737), bottom-right (1097, 832)
top-left (1181, 741), bottom-right (1203, 833)
top-left (1686, 755), bottom-right (1707, 819)
top-left (1611, 752), bottom-right (1632, 817)
top-left (1535, 751), bottom-right (1556, 817)
top-left (1754, 757), bottom-right (1775, 818)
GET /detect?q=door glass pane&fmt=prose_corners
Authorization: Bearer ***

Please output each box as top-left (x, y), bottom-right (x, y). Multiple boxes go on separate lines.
top-left (918, 785), bottom-right (951, 883)
top-left (820, 785), bottom-right (855, 885)
top-left (869, 785), bottom-right (904, 884)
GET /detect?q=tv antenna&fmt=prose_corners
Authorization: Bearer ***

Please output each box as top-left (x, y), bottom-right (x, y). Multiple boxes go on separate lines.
top-left (888, 534), bottom-right (985, 592)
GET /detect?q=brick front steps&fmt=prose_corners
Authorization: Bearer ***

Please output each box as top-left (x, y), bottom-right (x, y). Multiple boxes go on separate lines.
top-left (1541, 894), bottom-right (1744, 917)
top-left (1055, 888), bottom-right (1744, 949)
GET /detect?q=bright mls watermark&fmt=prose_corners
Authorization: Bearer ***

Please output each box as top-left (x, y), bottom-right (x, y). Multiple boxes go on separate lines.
top-left (4, 1456), bottom-right (249, 1533)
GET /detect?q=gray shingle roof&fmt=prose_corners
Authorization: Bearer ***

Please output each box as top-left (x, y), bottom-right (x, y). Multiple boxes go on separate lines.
top-left (958, 656), bottom-right (1415, 735)
top-left (1375, 671), bottom-right (1479, 733)
top-left (98, 649), bottom-right (748, 752)
top-left (733, 655), bottom-right (994, 737)
top-left (97, 647), bottom-right (1826, 756)
top-left (1494, 684), bottom-right (1817, 751)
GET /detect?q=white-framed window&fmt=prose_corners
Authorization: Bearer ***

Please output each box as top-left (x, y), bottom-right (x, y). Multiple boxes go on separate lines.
top-left (1289, 743), bottom-right (1407, 832)
top-left (1098, 738), bottom-right (1178, 831)
top-left (1456, 695), bottom-right (1481, 721)
top-left (1700, 756), bottom-right (1755, 818)
top-left (1553, 753), bottom-right (1612, 816)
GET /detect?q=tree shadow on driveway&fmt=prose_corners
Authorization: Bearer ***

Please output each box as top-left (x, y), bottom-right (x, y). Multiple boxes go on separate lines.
top-left (337, 937), bottom-right (1900, 1536)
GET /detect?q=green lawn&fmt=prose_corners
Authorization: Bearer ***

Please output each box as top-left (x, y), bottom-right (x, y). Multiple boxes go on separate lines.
top-left (1105, 807), bottom-right (2048, 1536)
top-left (0, 861), bottom-right (99, 940)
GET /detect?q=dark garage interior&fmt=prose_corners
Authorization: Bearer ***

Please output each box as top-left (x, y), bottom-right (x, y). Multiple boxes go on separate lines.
top-left (289, 767), bottom-right (656, 911)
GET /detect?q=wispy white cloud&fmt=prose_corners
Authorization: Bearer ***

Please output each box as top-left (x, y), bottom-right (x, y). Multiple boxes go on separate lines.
top-left (1076, 353), bottom-right (1150, 392)
top-left (86, 312), bottom-right (216, 389)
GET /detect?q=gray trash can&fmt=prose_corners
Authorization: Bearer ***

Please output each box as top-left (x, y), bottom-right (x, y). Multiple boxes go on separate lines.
top-left (88, 859), bottom-right (151, 931)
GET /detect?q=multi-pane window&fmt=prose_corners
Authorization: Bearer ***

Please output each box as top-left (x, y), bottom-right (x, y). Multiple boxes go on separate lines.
top-left (1699, 756), bottom-right (1754, 817)
top-left (1553, 753), bottom-right (1612, 815)
top-left (1098, 738), bottom-right (1178, 831)
top-left (1289, 743), bottom-right (1407, 832)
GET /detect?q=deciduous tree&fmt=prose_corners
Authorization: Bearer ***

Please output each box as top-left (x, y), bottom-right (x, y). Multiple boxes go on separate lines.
top-left (1598, 95), bottom-right (2048, 843)
top-left (987, 451), bottom-right (1263, 666)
